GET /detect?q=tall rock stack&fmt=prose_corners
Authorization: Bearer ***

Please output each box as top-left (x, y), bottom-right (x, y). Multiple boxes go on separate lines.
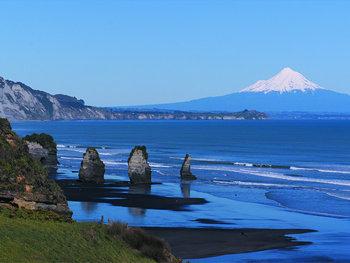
top-left (128, 146), bottom-right (152, 184)
top-left (79, 148), bottom-right (105, 184)
top-left (180, 154), bottom-right (197, 180)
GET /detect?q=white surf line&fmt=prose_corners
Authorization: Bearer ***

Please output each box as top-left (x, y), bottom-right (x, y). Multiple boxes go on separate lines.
top-left (194, 165), bottom-right (350, 187)
top-left (291, 166), bottom-right (350, 175)
top-left (238, 168), bottom-right (350, 187)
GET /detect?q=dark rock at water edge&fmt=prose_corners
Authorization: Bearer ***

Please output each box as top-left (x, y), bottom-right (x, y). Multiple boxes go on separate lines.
top-left (23, 133), bottom-right (58, 172)
top-left (79, 148), bottom-right (105, 184)
top-left (180, 154), bottom-right (197, 180)
top-left (128, 146), bottom-right (152, 184)
top-left (0, 118), bottom-right (71, 217)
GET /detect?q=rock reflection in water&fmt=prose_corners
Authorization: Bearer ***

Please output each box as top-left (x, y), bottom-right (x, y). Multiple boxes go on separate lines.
top-left (128, 184), bottom-right (151, 217)
top-left (80, 202), bottom-right (98, 214)
top-left (180, 181), bottom-right (191, 198)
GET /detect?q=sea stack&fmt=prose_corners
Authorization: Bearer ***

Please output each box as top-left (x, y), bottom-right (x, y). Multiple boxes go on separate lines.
top-left (24, 133), bottom-right (58, 171)
top-left (128, 146), bottom-right (152, 184)
top-left (79, 147), bottom-right (105, 184)
top-left (180, 154), bottom-right (197, 180)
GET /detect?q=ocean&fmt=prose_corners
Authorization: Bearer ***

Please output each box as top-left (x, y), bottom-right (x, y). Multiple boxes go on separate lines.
top-left (12, 120), bottom-right (350, 262)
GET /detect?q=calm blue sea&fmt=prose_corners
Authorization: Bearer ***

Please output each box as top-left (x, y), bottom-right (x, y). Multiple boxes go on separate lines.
top-left (12, 120), bottom-right (350, 262)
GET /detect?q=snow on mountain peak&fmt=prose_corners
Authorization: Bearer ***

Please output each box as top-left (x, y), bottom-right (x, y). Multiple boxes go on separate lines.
top-left (240, 67), bottom-right (322, 93)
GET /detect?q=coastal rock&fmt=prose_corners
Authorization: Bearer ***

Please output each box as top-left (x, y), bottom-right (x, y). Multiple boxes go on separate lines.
top-left (128, 146), bottom-right (151, 184)
top-left (79, 147), bottom-right (105, 184)
top-left (26, 141), bottom-right (49, 163)
top-left (24, 133), bottom-right (58, 171)
top-left (180, 154), bottom-right (197, 180)
top-left (0, 118), bottom-right (71, 217)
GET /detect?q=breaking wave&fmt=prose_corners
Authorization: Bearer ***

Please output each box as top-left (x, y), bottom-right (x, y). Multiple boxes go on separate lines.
top-left (178, 156), bottom-right (350, 175)
top-left (291, 166), bottom-right (350, 175)
top-left (194, 165), bottom-right (350, 187)
top-left (212, 180), bottom-right (294, 188)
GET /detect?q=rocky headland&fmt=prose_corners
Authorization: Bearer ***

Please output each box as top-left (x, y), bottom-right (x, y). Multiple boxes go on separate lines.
top-left (0, 118), bottom-right (179, 262)
top-left (24, 133), bottom-right (58, 172)
top-left (0, 118), bottom-right (71, 217)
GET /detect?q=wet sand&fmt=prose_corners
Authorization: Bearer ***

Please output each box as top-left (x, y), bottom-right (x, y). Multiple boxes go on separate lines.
top-left (58, 180), bottom-right (208, 211)
top-left (143, 227), bottom-right (315, 259)
top-left (58, 179), bottom-right (314, 259)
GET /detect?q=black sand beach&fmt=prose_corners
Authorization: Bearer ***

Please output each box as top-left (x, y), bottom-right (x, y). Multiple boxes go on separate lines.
top-left (58, 179), bottom-right (314, 259)
top-left (143, 227), bottom-right (314, 259)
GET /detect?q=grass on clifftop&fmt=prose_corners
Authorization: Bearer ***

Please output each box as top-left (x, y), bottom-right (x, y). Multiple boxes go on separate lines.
top-left (0, 210), bottom-right (154, 263)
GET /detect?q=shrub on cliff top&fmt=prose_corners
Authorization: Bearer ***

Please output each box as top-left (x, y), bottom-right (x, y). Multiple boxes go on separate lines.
top-left (23, 133), bottom-right (57, 151)
top-left (0, 118), bottom-right (12, 132)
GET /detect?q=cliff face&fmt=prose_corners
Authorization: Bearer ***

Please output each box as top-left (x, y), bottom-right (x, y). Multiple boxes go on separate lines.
top-left (0, 118), bottom-right (71, 217)
top-left (0, 75), bottom-right (267, 120)
top-left (0, 76), bottom-right (107, 120)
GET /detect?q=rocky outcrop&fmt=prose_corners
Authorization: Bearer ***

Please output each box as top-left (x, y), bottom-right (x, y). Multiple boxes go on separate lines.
top-left (0, 76), bottom-right (108, 120)
top-left (26, 141), bottom-right (48, 162)
top-left (180, 154), bottom-right (197, 180)
top-left (24, 133), bottom-right (58, 172)
top-left (79, 148), bottom-right (105, 184)
top-left (0, 118), bottom-right (71, 217)
top-left (128, 146), bottom-right (151, 184)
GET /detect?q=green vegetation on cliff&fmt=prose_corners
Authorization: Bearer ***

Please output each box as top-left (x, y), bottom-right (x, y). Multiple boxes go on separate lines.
top-left (0, 119), bottom-right (177, 263)
top-left (23, 133), bottom-right (57, 151)
top-left (0, 209), bottom-right (154, 263)
top-left (0, 118), bottom-right (66, 208)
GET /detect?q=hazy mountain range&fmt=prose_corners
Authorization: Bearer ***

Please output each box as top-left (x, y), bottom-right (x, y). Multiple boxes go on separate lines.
top-left (1, 67), bottom-right (350, 120)
top-left (0, 75), bottom-right (264, 120)
top-left (128, 68), bottom-right (350, 113)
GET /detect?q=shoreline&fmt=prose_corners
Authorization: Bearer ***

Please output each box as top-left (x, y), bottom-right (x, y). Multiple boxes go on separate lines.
top-left (143, 227), bottom-right (314, 259)
top-left (58, 179), bottom-right (315, 259)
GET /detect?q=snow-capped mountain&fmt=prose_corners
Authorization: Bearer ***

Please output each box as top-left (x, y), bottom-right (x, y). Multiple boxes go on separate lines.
top-left (0, 75), bottom-right (265, 120)
top-left (131, 68), bottom-right (350, 113)
top-left (240, 67), bottom-right (322, 93)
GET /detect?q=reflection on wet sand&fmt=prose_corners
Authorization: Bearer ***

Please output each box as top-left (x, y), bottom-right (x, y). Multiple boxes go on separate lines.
top-left (60, 179), bottom-right (207, 211)
top-left (81, 202), bottom-right (98, 214)
top-left (180, 181), bottom-right (191, 198)
top-left (128, 184), bottom-right (151, 217)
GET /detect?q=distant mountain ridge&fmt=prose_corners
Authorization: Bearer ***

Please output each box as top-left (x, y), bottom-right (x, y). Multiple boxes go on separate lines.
top-left (130, 68), bottom-right (350, 113)
top-left (0, 75), bottom-right (265, 120)
top-left (0, 76), bottom-right (107, 120)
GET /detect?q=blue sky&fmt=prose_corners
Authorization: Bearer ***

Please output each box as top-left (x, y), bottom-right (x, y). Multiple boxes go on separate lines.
top-left (1, 0), bottom-right (350, 106)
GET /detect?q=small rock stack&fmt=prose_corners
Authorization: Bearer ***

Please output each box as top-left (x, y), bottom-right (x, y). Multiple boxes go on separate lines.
top-left (180, 154), bottom-right (197, 180)
top-left (128, 146), bottom-right (152, 184)
top-left (79, 147), bottom-right (105, 184)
